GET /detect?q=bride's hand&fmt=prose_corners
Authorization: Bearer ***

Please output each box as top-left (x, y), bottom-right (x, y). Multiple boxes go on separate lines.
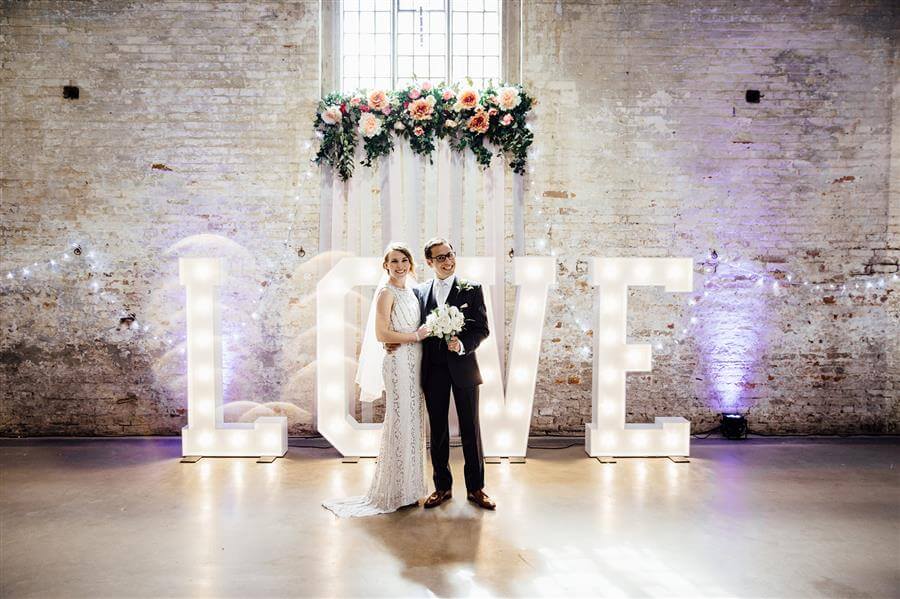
top-left (414, 324), bottom-right (429, 342)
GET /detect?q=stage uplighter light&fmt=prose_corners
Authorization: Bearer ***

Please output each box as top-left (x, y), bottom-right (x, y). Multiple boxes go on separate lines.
top-left (721, 413), bottom-right (748, 439)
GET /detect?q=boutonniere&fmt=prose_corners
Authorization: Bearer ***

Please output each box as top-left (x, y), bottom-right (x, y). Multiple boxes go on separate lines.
top-left (456, 278), bottom-right (474, 292)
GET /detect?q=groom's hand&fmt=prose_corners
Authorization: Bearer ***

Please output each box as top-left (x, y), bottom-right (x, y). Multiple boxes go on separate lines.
top-left (384, 343), bottom-right (400, 354)
top-left (448, 336), bottom-right (461, 353)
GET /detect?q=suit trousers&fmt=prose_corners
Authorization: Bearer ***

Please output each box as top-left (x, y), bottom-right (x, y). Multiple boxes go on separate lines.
top-left (424, 364), bottom-right (485, 493)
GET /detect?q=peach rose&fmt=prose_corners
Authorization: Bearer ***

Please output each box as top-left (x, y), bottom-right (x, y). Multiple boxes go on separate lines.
top-left (413, 126), bottom-right (424, 136)
top-left (501, 113), bottom-right (514, 126)
top-left (407, 96), bottom-right (436, 121)
top-left (455, 87), bottom-right (480, 111)
top-left (466, 109), bottom-right (490, 134)
top-left (445, 119), bottom-right (458, 128)
top-left (321, 105), bottom-right (342, 125)
top-left (358, 112), bottom-right (383, 138)
top-left (367, 89), bottom-right (388, 111)
top-left (497, 86), bottom-right (522, 110)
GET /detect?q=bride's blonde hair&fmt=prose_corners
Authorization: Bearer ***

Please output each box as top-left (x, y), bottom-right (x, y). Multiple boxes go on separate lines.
top-left (382, 242), bottom-right (416, 277)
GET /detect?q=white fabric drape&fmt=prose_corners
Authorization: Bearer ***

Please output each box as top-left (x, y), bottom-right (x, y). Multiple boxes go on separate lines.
top-left (321, 141), bottom-right (524, 400)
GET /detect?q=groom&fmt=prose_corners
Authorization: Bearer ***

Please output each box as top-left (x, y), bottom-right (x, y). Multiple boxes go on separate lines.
top-left (415, 237), bottom-right (495, 510)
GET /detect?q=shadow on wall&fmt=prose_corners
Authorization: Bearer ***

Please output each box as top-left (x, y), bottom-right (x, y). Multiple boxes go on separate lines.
top-left (153, 236), bottom-right (379, 434)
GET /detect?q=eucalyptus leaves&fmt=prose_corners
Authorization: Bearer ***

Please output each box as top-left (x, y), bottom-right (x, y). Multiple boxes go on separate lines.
top-left (313, 81), bottom-right (535, 181)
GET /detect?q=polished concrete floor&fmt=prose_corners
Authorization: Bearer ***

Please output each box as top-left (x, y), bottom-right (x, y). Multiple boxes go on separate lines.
top-left (1, 437), bottom-right (898, 598)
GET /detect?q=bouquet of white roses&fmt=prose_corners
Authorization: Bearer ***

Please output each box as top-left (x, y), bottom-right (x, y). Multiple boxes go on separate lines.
top-left (424, 304), bottom-right (466, 344)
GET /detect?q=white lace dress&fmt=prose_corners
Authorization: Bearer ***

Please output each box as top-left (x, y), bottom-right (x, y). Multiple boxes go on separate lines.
top-left (322, 283), bottom-right (427, 518)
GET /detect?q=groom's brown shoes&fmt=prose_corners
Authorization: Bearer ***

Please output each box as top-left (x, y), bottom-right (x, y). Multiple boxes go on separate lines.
top-left (467, 489), bottom-right (496, 510)
top-left (423, 489), bottom-right (452, 508)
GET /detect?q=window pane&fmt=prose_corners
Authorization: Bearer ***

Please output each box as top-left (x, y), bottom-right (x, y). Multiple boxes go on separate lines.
top-left (414, 55), bottom-right (429, 77)
top-left (397, 33), bottom-right (413, 55)
top-left (453, 11), bottom-right (467, 33)
top-left (359, 33), bottom-right (375, 50)
top-left (467, 55), bottom-right (483, 77)
top-left (375, 11), bottom-right (391, 33)
top-left (344, 11), bottom-right (359, 33)
top-left (344, 33), bottom-right (359, 55)
top-left (483, 56), bottom-right (498, 78)
top-left (468, 34), bottom-right (482, 53)
top-left (430, 12), bottom-right (445, 32)
top-left (375, 33), bottom-right (391, 54)
top-left (398, 12), bottom-right (414, 32)
top-left (398, 56), bottom-right (413, 77)
top-left (430, 33), bottom-right (445, 55)
top-left (467, 12), bottom-right (483, 33)
top-left (375, 0), bottom-right (391, 9)
top-left (453, 33), bottom-right (466, 53)
top-left (430, 56), bottom-right (445, 77)
top-left (344, 56), bottom-right (360, 77)
top-left (483, 33), bottom-right (497, 55)
top-left (359, 13), bottom-right (375, 33)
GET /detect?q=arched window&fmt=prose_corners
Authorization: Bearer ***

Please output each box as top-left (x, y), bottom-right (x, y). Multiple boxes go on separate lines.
top-left (321, 0), bottom-right (520, 93)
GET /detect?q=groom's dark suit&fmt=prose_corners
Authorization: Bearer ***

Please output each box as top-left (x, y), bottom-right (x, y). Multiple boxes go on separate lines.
top-left (414, 277), bottom-right (490, 492)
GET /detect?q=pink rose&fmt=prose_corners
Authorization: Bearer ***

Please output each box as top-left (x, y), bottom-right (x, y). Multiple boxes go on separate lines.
top-left (501, 113), bottom-right (514, 126)
top-left (360, 104), bottom-right (370, 112)
top-left (488, 107), bottom-right (499, 117)
top-left (349, 97), bottom-right (361, 106)
top-left (381, 106), bottom-right (392, 115)
top-left (409, 88), bottom-right (421, 100)
top-left (442, 89), bottom-right (455, 101)
top-left (413, 126), bottom-right (424, 136)
top-left (421, 81), bottom-right (433, 91)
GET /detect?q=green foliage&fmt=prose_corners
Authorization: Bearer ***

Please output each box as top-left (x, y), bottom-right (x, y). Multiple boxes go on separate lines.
top-left (312, 83), bottom-right (535, 180)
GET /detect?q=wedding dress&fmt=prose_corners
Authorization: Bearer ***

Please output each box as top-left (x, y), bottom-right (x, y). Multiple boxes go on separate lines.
top-left (322, 282), bottom-right (427, 517)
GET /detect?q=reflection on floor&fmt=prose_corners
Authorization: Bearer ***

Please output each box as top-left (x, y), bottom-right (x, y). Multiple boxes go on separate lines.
top-left (1, 437), bottom-right (897, 598)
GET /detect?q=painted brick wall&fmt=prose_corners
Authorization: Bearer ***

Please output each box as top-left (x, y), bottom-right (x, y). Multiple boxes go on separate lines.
top-left (1, 0), bottom-right (896, 437)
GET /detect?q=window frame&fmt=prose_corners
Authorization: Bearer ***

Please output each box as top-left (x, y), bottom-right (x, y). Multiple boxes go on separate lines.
top-left (319, 0), bottom-right (521, 95)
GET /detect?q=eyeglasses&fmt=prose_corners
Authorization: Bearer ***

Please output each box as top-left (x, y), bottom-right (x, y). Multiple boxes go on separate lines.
top-left (431, 251), bottom-right (456, 263)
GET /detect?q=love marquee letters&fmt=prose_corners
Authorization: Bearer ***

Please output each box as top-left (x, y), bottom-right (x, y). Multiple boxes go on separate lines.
top-left (179, 256), bottom-right (693, 459)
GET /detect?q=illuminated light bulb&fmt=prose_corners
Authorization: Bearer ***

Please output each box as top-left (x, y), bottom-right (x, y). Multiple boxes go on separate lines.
top-left (251, 312), bottom-right (260, 320)
top-left (600, 329), bottom-right (617, 346)
top-left (194, 264), bottom-right (212, 282)
top-left (516, 333), bottom-right (536, 348)
top-left (194, 296), bottom-right (214, 314)
top-left (756, 278), bottom-right (764, 287)
top-left (655, 342), bottom-right (663, 351)
top-left (22, 268), bottom-right (30, 276)
top-left (625, 347), bottom-right (642, 367)
top-left (690, 317), bottom-right (697, 324)
top-left (50, 260), bottom-right (56, 266)
top-left (5, 272), bottom-right (12, 279)
top-left (600, 296), bottom-right (619, 315)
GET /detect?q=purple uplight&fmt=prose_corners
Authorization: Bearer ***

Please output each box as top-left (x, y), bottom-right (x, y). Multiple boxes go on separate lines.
top-left (694, 290), bottom-right (768, 410)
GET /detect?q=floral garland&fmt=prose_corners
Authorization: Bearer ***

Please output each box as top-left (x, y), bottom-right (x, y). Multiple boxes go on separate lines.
top-left (313, 81), bottom-right (534, 181)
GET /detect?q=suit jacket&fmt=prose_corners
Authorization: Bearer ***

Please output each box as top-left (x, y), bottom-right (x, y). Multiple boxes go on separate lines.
top-left (414, 277), bottom-right (490, 389)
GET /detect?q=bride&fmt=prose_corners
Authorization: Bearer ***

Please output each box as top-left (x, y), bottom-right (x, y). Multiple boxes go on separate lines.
top-left (322, 242), bottom-right (430, 517)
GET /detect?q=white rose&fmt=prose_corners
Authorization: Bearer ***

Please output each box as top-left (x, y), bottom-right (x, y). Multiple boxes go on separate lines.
top-left (321, 105), bottom-right (342, 125)
top-left (497, 86), bottom-right (521, 111)
top-left (357, 112), bottom-right (383, 138)
top-left (393, 121), bottom-right (406, 131)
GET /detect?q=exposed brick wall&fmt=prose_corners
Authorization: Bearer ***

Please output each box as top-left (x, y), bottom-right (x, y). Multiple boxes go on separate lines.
top-left (1, 0), bottom-right (896, 437)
